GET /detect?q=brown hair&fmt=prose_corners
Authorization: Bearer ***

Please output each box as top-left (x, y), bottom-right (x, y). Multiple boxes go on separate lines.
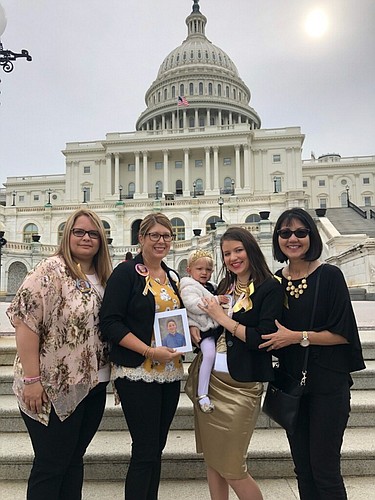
top-left (56, 208), bottom-right (112, 286)
top-left (138, 213), bottom-right (173, 240)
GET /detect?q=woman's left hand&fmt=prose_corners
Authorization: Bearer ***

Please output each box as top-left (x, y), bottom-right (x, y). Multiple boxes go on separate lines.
top-left (198, 297), bottom-right (226, 322)
top-left (259, 319), bottom-right (298, 351)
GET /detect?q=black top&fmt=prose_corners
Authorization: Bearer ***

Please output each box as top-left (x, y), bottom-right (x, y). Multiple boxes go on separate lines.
top-left (275, 264), bottom-right (365, 392)
top-left (224, 276), bottom-right (284, 382)
top-left (99, 253), bottom-right (182, 367)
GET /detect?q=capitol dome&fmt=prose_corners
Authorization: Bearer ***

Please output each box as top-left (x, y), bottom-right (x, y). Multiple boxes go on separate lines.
top-left (136, 0), bottom-right (261, 131)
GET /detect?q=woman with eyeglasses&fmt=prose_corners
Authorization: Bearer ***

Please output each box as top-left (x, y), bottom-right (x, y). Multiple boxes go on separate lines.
top-left (7, 208), bottom-right (112, 499)
top-left (260, 207), bottom-right (365, 500)
top-left (100, 212), bottom-right (183, 500)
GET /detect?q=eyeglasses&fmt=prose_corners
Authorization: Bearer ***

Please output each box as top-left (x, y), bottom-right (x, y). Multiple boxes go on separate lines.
top-left (145, 232), bottom-right (173, 242)
top-left (71, 228), bottom-right (100, 239)
top-left (277, 228), bottom-right (310, 239)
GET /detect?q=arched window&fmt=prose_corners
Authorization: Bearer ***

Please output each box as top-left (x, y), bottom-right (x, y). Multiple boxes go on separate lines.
top-left (164, 88), bottom-right (167, 100)
top-left (189, 116), bottom-right (195, 128)
top-left (128, 182), bottom-right (135, 198)
top-left (206, 216), bottom-right (221, 232)
top-left (176, 180), bottom-right (183, 195)
top-left (245, 214), bottom-right (261, 223)
top-left (171, 86), bottom-right (176, 98)
top-left (233, 88), bottom-right (236, 100)
top-left (199, 82), bottom-right (203, 95)
top-left (23, 223), bottom-right (38, 243)
top-left (178, 259), bottom-right (188, 278)
top-left (208, 83), bottom-right (213, 95)
top-left (189, 82), bottom-right (194, 95)
top-left (179, 84), bottom-right (184, 97)
top-left (171, 217), bottom-right (185, 241)
top-left (226, 86), bottom-right (230, 98)
top-left (218, 84), bottom-right (222, 96)
top-left (101, 220), bottom-right (111, 239)
top-left (155, 180), bottom-right (163, 195)
top-left (58, 222), bottom-right (65, 244)
top-left (131, 219), bottom-right (142, 246)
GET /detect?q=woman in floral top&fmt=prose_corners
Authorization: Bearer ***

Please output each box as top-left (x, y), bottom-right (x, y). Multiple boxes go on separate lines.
top-left (7, 208), bottom-right (112, 500)
top-left (100, 213), bottom-right (183, 500)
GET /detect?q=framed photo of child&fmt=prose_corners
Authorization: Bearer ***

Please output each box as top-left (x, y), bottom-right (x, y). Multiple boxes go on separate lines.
top-left (153, 308), bottom-right (192, 353)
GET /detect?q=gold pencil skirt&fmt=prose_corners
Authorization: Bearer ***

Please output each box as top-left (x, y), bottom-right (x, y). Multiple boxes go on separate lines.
top-left (191, 362), bottom-right (263, 480)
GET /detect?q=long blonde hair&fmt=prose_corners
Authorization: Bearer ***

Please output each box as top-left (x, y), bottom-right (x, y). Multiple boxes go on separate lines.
top-left (56, 209), bottom-right (112, 286)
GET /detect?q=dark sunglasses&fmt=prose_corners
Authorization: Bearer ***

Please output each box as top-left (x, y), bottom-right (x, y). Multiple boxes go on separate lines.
top-left (277, 228), bottom-right (310, 239)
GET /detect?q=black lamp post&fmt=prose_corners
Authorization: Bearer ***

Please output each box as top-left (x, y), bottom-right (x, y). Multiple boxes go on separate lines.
top-left (0, 230), bottom-right (7, 293)
top-left (119, 185), bottom-right (123, 201)
top-left (83, 187), bottom-right (87, 204)
top-left (0, 5), bottom-right (32, 76)
top-left (11, 190), bottom-right (16, 206)
top-left (218, 196), bottom-right (224, 222)
top-left (155, 184), bottom-right (159, 200)
top-left (45, 188), bottom-right (52, 207)
top-left (193, 181), bottom-right (197, 198)
top-left (273, 177), bottom-right (277, 193)
top-left (231, 179), bottom-right (235, 195)
top-left (346, 185), bottom-right (350, 206)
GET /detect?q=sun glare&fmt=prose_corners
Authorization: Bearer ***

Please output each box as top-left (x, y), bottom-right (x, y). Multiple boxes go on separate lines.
top-left (305, 8), bottom-right (329, 38)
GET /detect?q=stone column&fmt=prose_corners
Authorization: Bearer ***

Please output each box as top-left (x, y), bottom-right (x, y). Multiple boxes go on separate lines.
top-left (135, 151), bottom-right (140, 196)
top-left (213, 146), bottom-right (219, 191)
top-left (106, 153), bottom-right (112, 197)
top-left (114, 153), bottom-right (120, 194)
top-left (243, 145), bottom-right (250, 190)
top-left (183, 148), bottom-right (190, 196)
top-left (205, 147), bottom-right (211, 191)
top-left (142, 151), bottom-right (148, 195)
top-left (235, 145), bottom-right (241, 190)
top-left (163, 149), bottom-right (169, 193)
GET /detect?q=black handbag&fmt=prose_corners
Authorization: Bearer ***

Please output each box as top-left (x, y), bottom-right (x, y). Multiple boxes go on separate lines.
top-left (262, 265), bottom-right (322, 435)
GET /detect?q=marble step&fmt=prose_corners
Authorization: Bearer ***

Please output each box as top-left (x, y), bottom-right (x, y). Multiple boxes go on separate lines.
top-left (1, 390), bottom-right (375, 433)
top-left (0, 427), bottom-right (374, 481)
top-left (1, 476), bottom-right (374, 500)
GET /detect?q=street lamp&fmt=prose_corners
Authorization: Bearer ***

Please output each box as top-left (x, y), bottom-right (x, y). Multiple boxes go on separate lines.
top-left (119, 185), bottom-right (123, 201)
top-left (155, 183), bottom-right (159, 200)
top-left (218, 196), bottom-right (224, 222)
top-left (231, 179), bottom-right (235, 195)
top-left (0, 4), bottom-right (32, 75)
top-left (346, 185), bottom-right (350, 206)
top-left (0, 230), bottom-right (7, 294)
top-left (83, 187), bottom-right (88, 204)
top-left (45, 188), bottom-right (52, 207)
top-left (11, 190), bottom-right (16, 206)
top-left (193, 181), bottom-right (197, 198)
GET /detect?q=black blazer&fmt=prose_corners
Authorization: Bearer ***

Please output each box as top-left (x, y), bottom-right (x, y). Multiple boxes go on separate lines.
top-left (224, 276), bottom-right (284, 382)
top-left (99, 253), bottom-right (182, 367)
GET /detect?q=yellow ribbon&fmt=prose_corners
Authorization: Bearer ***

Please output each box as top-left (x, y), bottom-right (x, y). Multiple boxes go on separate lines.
top-left (232, 281), bottom-right (255, 313)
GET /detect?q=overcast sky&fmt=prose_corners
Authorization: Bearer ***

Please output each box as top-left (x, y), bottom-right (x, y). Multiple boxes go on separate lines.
top-left (1, 0), bottom-right (374, 187)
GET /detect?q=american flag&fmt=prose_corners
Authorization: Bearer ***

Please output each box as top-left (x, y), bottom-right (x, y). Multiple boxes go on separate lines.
top-left (178, 95), bottom-right (189, 106)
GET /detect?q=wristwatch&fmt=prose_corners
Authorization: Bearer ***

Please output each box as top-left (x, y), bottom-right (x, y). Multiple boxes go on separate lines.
top-left (300, 330), bottom-right (310, 347)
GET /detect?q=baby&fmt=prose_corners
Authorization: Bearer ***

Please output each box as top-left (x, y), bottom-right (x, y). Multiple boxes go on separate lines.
top-left (180, 249), bottom-right (229, 413)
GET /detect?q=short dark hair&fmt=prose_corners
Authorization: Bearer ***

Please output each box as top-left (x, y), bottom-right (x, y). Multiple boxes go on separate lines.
top-left (217, 226), bottom-right (272, 294)
top-left (272, 208), bottom-right (323, 263)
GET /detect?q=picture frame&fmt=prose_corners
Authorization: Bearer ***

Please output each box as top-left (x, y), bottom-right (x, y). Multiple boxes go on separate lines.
top-left (153, 308), bottom-right (192, 353)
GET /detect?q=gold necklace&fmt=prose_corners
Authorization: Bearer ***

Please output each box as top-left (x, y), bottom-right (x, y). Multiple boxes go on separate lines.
top-left (286, 264), bottom-right (310, 299)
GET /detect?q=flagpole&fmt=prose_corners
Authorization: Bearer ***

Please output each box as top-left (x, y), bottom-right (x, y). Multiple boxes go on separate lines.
top-left (177, 99), bottom-right (179, 131)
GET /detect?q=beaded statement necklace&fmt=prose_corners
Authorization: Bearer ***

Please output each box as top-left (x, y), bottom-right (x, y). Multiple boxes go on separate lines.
top-left (286, 263), bottom-right (311, 299)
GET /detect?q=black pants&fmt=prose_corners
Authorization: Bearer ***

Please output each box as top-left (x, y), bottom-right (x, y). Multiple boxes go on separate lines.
top-left (287, 382), bottom-right (351, 500)
top-left (114, 377), bottom-right (180, 500)
top-left (21, 382), bottom-right (107, 500)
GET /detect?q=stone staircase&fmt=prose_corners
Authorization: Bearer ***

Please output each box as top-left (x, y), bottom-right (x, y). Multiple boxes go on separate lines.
top-left (0, 302), bottom-right (374, 497)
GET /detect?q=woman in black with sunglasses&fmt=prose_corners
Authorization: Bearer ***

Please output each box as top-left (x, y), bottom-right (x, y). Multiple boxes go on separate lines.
top-left (260, 208), bottom-right (365, 500)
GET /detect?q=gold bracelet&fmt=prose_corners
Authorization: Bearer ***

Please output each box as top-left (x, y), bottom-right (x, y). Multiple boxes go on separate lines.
top-left (143, 347), bottom-right (150, 358)
top-left (232, 322), bottom-right (240, 337)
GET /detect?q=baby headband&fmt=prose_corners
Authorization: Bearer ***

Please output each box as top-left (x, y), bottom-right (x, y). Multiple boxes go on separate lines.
top-left (189, 249), bottom-right (213, 264)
